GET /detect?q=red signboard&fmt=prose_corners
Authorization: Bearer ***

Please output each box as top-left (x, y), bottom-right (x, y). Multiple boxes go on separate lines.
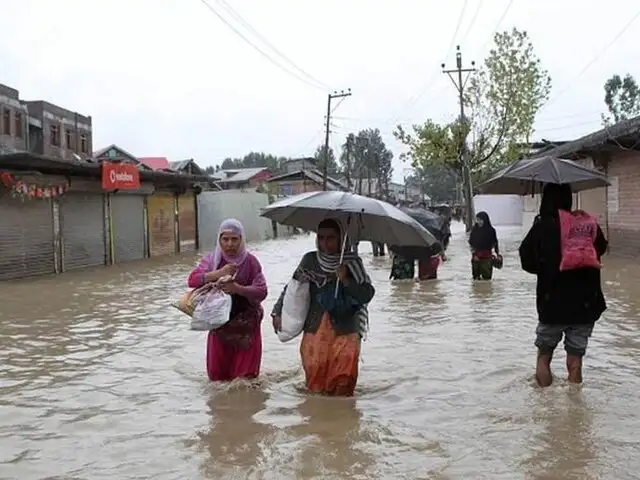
top-left (101, 162), bottom-right (140, 190)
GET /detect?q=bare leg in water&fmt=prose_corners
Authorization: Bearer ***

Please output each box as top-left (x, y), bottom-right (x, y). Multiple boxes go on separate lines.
top-left (536, 350), bottom-right (553, 387)
top-left (566, 355), bottom-right (583, 384)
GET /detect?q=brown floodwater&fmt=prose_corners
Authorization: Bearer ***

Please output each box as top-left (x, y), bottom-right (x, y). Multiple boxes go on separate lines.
top-left (2, 222), bottom-right (640, 479)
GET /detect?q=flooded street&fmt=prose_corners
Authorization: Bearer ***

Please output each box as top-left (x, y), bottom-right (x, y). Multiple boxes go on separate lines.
top-left (3, 222), bottom-right (640, 479)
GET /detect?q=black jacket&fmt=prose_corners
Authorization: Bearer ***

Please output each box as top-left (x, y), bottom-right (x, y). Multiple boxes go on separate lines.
top-left (519, 214), bottom-right (608, 325)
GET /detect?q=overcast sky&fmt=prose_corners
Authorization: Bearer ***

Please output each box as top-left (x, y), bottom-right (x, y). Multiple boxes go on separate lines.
top-left (1, 0), bottom-right (638, 181)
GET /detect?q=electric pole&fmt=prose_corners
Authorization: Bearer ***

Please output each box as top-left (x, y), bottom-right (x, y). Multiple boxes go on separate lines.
top-left (323, 89), bottom-right (352, 190)
top-left (344, 136), bottom-right (352, 190)
top-left (442, 45), bottom-right (476, 231)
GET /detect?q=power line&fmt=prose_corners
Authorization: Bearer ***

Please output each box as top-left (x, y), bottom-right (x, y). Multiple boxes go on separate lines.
top-left (332, 109), bottom-right (603, 126)
top-left (459, 0), bottom-right (484, 47)
top-left (198, 0), bottom-right (327, 91)
top-left (384, 0), bottom-right (469, 124)
top-left (542, 8), bottom-right (640, 111)
top-left (212, 0), bottom-right (331, 91)
top-left (292, 129), bottom-right (324, 157)
top-left (475, 0), bottom-right (515, 57)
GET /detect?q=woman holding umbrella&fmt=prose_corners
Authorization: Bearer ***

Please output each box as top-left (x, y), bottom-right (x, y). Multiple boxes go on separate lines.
top-left (271, 219), bottom-right (375, 397)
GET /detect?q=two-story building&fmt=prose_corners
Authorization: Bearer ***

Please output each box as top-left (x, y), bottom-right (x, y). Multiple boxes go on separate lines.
top-left (0, 84), bottom-right (29, 153)
top-left (0, 82), bottom-right (93, 161)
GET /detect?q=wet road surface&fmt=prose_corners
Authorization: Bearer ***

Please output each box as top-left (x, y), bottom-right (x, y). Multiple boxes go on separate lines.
top-left (2, 222), bottom-right (640, 479)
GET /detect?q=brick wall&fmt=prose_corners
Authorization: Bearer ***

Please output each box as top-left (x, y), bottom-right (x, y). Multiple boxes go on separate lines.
top-left (607, 151), bottom-right (640, 256)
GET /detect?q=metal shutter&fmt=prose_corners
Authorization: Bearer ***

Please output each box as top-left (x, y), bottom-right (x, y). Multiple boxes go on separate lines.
top-left (60, 192), bottom-right (106, 270)
top-left (147, 194), bottom-right (176, 256)
top-left (0, 195), bottom-right (55, 280)
top-left (110, 194), bottom-right (145, 262)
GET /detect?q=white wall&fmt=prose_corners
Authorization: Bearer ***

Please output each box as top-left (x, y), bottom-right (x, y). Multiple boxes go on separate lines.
top-left (473, 194), bottom-right (524, 226)
top-left (521, 191), bottom-right (580, 232)
top-left (198, 191), bottom-right (287, 250)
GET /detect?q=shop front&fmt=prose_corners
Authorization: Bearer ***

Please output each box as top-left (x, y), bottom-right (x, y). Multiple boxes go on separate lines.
top-left (0, 172), bottom-right (67, 280)
top-left (60, 179), bottom-right (108, 271)
top-left (147, 193), bottom-right (177, 257)
top-left (177, 193), bottom-right (197, 252)
top-left (101, 161), bottom-right (147, 263)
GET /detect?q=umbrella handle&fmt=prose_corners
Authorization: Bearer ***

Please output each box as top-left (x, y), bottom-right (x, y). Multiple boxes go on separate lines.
top-left (334, 231), bottom-right (349, 298)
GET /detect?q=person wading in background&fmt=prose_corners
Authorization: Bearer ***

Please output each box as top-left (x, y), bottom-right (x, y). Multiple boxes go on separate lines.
top-left (468, 211), bottom-right (500, 280)
top-left (519, 183), bottom-right (608, 387)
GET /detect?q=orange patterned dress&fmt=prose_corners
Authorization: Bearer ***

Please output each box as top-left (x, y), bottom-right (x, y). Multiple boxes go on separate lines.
top-left (299, 312), bottom-right (361, 396)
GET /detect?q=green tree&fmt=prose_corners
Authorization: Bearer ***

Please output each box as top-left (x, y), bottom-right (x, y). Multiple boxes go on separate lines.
top-left (395, 28), bottom-right (551, 222)
top-left (313, 144), bottom-right (340, 177)
top-left (217, 152), bottom-right (289, 174)
top-left (602, 73), bottom-right (640, 125)
top-left (339, 133), bottom-right (356, 189)
top-left (340, 129), bottom-right (393, 197)
top-left (412, 164), bottom-right (460, 203)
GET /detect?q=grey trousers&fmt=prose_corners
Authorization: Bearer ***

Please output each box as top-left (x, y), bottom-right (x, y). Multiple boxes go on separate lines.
top-left (535, 323), bottom-right (595, 357)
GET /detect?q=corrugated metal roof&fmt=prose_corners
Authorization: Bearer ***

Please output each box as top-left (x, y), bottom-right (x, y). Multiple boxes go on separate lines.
top-left (267, 169), bottom-right (349, 191)
top-left (93, 144), bottom-right (138, 161)
top-left (214, 167), bottom-right (269, 183)
top-left (540, 115), bottom-right (640, 159)
top-left (170, 159), bottom-right (191, 170)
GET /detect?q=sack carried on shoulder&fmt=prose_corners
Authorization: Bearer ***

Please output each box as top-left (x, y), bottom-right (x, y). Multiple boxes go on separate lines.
top-left (278, 278), bottom-right (310, 343)
top-left (558, 209), bottom-right (601, 272)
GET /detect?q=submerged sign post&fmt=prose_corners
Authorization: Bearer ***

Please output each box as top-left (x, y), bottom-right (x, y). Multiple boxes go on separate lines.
top-left (101, 162), bottom-right (140, 190)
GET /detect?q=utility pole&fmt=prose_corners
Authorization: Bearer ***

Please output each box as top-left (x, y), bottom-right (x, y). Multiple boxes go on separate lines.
top-left (323, 89), bottom-right (352, 190)
top-left (442, 45), bottom-right (476, 231)
top-left (344, 137), bottom-right (352, 190)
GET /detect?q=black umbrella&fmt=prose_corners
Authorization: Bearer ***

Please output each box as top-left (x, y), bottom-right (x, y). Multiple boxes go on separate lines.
top-left (401, 208), bottom-right (446, 238)
top-left (477, 155), bottom-right (610, 195)
top-left (389, 208), bottom-right (448, 260)
top-left (388, 242), bottom-right (443, 261)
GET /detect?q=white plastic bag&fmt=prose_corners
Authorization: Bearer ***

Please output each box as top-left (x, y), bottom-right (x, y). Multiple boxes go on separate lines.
top-left (278, 278), bottom-right (310, 342)
top-left (190, 288), bottom-right (233, 331)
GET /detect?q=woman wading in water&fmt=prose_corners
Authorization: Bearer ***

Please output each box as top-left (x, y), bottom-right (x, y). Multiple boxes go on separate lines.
top-left (187, 219), bottom-right (267, 381)
top-left (272, 219), bottom-right (375, 396)
top-left (468, 211), bottom-right (500, 280)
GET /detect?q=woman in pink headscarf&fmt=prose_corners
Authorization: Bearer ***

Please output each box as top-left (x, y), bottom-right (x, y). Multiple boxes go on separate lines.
top-left (187, 218), bottom-right (268, 381)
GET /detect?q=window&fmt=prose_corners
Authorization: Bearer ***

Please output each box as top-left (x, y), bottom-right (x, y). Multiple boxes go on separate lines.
top-left (50, 124), bottom-right (60, 146)
top-left (80, 134), bottom-right (88, 154)
top-left (65, 129), bottom-right (74, 150)
top-left (2, 108), bottom-right (10, 135)
top-left (14, 112), bottom-right (22, 138)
